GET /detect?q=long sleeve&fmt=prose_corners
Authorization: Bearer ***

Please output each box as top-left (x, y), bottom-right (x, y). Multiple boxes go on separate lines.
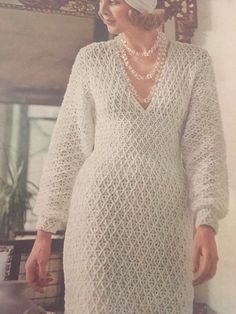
top-left (180, 48), bottom-right (229, 235)
top-left (33, 47), bottom-right (95, 234)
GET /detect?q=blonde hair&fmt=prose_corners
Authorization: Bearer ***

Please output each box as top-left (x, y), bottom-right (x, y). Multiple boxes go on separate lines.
top-left (127, 8), bottom-right (165, 31)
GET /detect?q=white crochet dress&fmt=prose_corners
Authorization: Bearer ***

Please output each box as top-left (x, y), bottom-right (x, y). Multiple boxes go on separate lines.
top-left (33, 32), bottom-right (229, 314)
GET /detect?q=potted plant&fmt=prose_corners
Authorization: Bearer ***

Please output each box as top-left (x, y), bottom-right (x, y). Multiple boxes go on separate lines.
top-left (0, 147), bottom-right (38, 239)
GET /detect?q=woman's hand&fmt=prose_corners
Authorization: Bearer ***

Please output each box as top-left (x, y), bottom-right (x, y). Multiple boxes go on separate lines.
top-left (192, 225), bottom-right (219, 286)
top-left (25, 231), bottom-right (53, 293)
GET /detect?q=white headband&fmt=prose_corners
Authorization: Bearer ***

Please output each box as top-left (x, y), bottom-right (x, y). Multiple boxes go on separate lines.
top-left (124, 0), bottom-right (157, 14)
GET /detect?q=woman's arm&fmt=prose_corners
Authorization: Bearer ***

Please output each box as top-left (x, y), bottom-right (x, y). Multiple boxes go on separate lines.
top-left (180, 48), bottom-right (229, 235)
top-left (180, 48), bottom-right (229, 285)
top-left (32, 47), bottom-right (95, 234)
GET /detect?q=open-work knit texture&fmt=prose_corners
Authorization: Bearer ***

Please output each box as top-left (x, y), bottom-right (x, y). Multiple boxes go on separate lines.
top-left (33, 32), bottom-right (229, 314)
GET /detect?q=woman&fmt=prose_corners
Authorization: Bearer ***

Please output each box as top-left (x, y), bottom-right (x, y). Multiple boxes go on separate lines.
top-left (25, 0), bottom-right (229, 313)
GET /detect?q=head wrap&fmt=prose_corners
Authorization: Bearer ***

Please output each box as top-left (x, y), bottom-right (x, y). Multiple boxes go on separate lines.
top-left (124, 0), bottom-right (157, 14)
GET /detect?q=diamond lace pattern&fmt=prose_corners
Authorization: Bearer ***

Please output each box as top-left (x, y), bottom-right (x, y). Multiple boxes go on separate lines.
top-left (33, 38), bottom-right (229, 314)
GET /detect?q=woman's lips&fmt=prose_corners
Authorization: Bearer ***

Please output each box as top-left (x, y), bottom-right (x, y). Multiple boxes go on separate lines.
top-left (104, 20), bottom-right (115, 25)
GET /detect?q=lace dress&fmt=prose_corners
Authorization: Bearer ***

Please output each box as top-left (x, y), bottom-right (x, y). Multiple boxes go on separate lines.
top-left (33, 32), bottom-right (229, 314)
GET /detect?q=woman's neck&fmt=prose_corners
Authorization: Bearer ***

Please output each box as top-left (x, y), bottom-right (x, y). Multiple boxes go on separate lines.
top-left (119, 27), bottom-right (161, 53)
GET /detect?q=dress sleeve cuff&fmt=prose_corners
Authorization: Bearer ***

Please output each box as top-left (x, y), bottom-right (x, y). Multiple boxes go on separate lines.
top-left (195, 208), bottom-right (219, 235)
top-left (35, 216), bottom-right (66, 234)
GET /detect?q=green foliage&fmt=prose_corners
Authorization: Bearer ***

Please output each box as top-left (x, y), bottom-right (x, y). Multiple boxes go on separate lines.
top-left (0, 147), bottom-right (38, 239)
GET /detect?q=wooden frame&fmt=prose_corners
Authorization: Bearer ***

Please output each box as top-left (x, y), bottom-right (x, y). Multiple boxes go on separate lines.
top-left (0, 0), bottom-right (197, 43)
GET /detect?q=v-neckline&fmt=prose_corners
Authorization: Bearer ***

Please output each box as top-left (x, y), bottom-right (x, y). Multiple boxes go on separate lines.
top-left (113, 34), bottom-right (174, 114)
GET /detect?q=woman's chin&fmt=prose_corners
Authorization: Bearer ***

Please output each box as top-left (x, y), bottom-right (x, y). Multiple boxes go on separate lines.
top-left (106, 25), bottom-right (119, 35)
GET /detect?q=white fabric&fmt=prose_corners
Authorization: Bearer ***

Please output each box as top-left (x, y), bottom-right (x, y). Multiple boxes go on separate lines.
top-left (33, 32), bottom-right (229, 313)
top-left (124, 0), bottom-right (157, 13)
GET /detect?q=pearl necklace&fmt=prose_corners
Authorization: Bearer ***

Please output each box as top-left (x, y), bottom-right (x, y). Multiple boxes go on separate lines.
top-left (118, 31), bottom-right (168, 81)
top-left (118, 29), bottom-right (160, 57)
top-left (116, 32), bottom-right (170, 105)
top-left (125, 53), bottom-right (168, 105)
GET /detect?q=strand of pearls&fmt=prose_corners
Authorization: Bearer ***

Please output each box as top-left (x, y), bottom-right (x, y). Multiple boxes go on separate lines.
top-left (125, 56), bottom-right (167, 105)
top-left (121, 33), bottom-right (166, 80)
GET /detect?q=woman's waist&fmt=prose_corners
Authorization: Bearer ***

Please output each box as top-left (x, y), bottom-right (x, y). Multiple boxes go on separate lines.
top-left (88, 145), bottom-right (181, 163)
top-left (79, 149), bottom-right (186, 183)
